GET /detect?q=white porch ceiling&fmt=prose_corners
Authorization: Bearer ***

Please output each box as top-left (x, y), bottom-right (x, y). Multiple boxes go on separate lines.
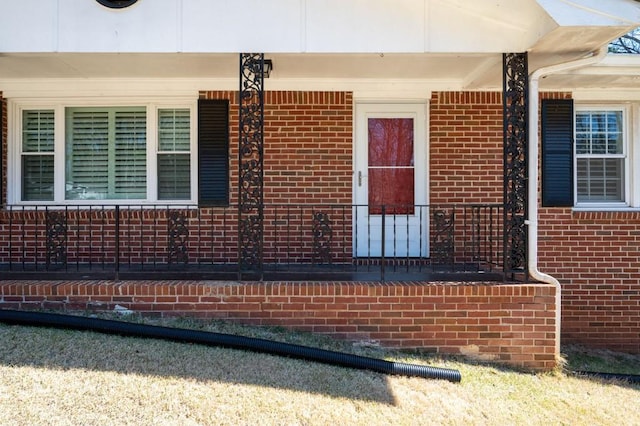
top-left (2, 49), bottom-right (640, 93)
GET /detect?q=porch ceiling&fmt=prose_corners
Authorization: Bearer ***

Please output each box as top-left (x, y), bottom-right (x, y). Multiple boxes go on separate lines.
top-left (2, 49), bottom-right (640, 92)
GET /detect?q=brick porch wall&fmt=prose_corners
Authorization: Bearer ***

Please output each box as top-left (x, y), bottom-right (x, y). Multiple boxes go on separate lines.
top-left (0, 280), bottom-right (557, 371)
top-left (538, 209), bottom-right (640, 353)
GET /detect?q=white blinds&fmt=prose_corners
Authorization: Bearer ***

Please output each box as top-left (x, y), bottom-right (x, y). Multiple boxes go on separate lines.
top-left (22, 110), bottom-right (55, 201)
top-left (575, 110), bottom-right (625, 203)
top-left (157, 108), bottom-right (190, 200)
top-left (65, 107), bottom-right (146, 200)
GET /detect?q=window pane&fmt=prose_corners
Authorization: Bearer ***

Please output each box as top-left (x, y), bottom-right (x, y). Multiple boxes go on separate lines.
top-left (22, 110), bottom-right (54, 152)
top-left (591, 113), bottom-right (606, 132)
top-left (158, 154), bottom-right (190, 200)
top-left (575, 114), bottom-right (590, 133)
top-left (607, 111), bottom-right (623, 154)
top-left (114, 109), bottom-right (147, 199)
top-left (607, 133), bottom-right (622, 154)
top-left (159, 109), bottom-right (190, 152)
top-left (66, 109), bottom-right (109, 199)
top-left (592, 133), bottom-right (607, 154)
top-left (575, 133), bottom-right (589, 154)
top-left (576, 111), bottom-right (625, 155)
top-left (576, 158), bottom-right (624, 203)
top-left (368, 168), bottom-right (414, 215)
top-left (368, 118), bottom-right (414, 167)
top-left (22, 155), bottom-right (54, 201)
top-left (66, 107), bottom-right (146, 200)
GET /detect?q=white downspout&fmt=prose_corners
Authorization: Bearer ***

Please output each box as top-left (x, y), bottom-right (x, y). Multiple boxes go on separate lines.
top-left (527, 47), bottom-right (608, 361)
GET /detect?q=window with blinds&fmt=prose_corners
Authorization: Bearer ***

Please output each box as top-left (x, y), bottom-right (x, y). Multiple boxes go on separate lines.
top-left (22, 110), bottom-right (55, 201)
top-left (65, 107), bottom-right (147, 200)
top-left (575, 109), bottom-right (626, 203)
top-left (15, 100), bottom-right (227, 205)
top-left (157, 108), bottom-right (190, 200)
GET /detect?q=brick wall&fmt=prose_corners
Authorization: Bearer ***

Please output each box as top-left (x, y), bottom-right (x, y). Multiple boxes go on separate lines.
top-left (430, 92), bottom-right (503, 205)
top-left (199, 91), bottom-right (353, 206)
top-left (0, 280), bottom-right (558, 371)
top-left (538, 210), bottom-right (640, 353)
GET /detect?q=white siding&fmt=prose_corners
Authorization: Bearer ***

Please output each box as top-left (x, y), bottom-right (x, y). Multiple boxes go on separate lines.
top-left (0, 0), bottom-right (551, 54)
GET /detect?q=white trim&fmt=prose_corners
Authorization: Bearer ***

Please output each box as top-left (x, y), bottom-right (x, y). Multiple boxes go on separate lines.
top-left (0, 78), bottom-right (445, 99)
top-left (573, 90), bottom-right (640, 101)
top-left (573, 104), bottom-right (631, 207)
top-left (0, 79), bottom-right (220, 99)
top-left (8, 97), bottom-right (198, 206)
top-left (572, 207), bottom-right (640, 212)
top-left (147, 105), bottom-right (158, 201)
top-left (353, 101), bottom-right (429, 257)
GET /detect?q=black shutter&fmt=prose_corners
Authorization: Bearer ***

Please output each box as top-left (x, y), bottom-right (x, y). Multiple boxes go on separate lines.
top-left (198, 99), bottom-right (229, 206)
top-left (541, 99), bottom-right (574, 207)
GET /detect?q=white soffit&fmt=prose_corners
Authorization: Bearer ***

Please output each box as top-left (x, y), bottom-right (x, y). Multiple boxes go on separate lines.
top-left (531, 0), bottom-right (640, 53)
top-left (536, 0), bottom-right (640, 27)
top-left (539, 54), bottom-right (640, 91)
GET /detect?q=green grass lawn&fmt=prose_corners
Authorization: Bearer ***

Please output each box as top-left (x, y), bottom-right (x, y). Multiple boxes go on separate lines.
top-left (0, 315), bottom-right (638, 425)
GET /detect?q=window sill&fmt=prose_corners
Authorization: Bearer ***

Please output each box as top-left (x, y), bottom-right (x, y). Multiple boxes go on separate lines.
top-left (5, 202), bottom-right (199, 211)
top-left (572, 205), bottom-right (640, 213)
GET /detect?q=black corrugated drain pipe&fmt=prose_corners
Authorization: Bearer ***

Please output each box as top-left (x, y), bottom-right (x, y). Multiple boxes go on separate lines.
top-left (0, 309), bottom-right (461, 383)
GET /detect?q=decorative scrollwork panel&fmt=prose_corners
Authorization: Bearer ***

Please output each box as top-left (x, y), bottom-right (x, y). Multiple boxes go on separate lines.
top-left (167, 210), bottom-right (189, 265)
top-left (46, 210), bottom-right (67, 267)
top-left (238, 53), bottom-right (265, 274)
top-left (312, 211), bottom-right (333, 265)
top-left (431, 209), bottom-right (455, 267)
top-left (503, 52), bottom-right (528, 274)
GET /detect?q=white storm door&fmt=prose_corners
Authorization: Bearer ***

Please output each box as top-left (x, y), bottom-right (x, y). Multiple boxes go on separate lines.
top-left (354, 103), bottom-right (428, 257)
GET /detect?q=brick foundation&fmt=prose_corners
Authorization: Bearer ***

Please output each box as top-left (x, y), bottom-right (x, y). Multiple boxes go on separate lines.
top-left (0, 280), bottom-right (558, 371)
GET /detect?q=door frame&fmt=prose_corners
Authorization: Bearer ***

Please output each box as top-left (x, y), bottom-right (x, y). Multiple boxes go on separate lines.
top-left (353, 100), bottom-right (429, 257)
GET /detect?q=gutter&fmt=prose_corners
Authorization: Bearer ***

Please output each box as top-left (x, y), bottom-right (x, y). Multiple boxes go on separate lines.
top-left (527, 46), bottom-right (608, 360)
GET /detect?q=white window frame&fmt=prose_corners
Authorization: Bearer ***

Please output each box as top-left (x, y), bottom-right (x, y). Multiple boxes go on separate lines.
top-left (8, 97), bottom-right (198, 206)
top-left (574, 104), bottom-right (631, 209)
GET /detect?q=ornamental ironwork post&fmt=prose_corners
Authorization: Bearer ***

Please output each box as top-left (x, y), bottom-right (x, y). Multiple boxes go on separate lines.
top-left (238, 53), bottom-right (266, 279)
top-left (503, 52), bottom-right (528, 279)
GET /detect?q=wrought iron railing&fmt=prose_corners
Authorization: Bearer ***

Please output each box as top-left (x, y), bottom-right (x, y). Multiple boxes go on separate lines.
top-left (0, 204), bottom-right (505, 281)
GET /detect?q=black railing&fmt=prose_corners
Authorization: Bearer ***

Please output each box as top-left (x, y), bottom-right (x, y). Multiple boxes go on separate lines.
top-left (0, 204), bottom-right (505, 281)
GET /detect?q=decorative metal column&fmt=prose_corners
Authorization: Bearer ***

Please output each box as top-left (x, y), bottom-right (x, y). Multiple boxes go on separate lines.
top-left (503, 53), bottom-right (528, 278)
top-left (238, 53), bottom-right (266, 278)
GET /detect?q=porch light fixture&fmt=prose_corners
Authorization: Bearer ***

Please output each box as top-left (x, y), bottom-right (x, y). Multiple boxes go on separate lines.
top-left (264, 59), bottom-right (273, 78)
